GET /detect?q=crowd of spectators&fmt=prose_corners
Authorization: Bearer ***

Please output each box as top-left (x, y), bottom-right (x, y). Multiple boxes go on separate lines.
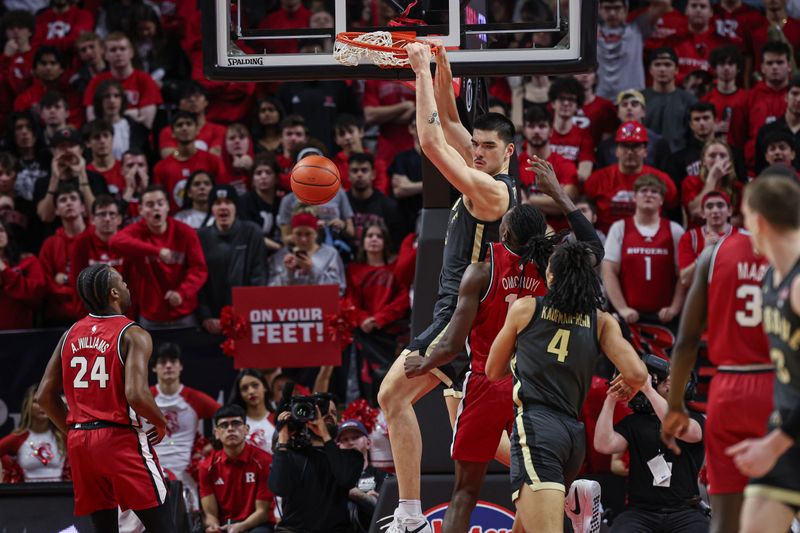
top-left (2, 0), bottom-right (800, 529)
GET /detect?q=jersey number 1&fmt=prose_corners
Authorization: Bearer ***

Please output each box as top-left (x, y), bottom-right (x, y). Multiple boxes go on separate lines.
top-left (71, 356), bottom-right (110, 389)
top-left (547, 329), bottom-right (571, 362)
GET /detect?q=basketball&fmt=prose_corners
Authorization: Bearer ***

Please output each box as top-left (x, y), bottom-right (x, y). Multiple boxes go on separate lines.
top-left (290, 155), bottom-right (341, 205)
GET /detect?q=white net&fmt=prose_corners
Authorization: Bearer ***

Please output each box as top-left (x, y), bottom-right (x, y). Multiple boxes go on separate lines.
top-left (333, 31), bottom-right (410, 68)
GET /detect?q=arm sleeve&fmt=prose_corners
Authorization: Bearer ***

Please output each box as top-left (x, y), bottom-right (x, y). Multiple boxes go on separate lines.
top-left (268, 449), bottom-right (300, 496)
top-left (176, 228), bottom-right (209, 300)
top-left (312, 250), bottom-right (347, 295)
top-left (567, 209), bottom-right (604, 262)
top-left (670, 222), bottom-right (686, 269)
top-left (338, 190), bottom-right (354, 219)
top-left (677, 231), bottom-right (697, 270)
top-left (183, 389), bottom-right (221, 420)
top-left (603, 221), bottom-right (624, 264)
top-left (612, 415), bottom-right (633, 444)
top-left (256, 455), bottom-right (274, 502)
top-left (322, 442), bottom-right (363, 489)
top-left (198, 459), bottom-right (213, 498)
top-left (373, 279), bottom-right (411, 327)
top-left (109, 224), bottom-right (162, 258)
top-left (1, 258), bottom-right (46, 304)
top-left (247, 226), bottom-right (269, 286)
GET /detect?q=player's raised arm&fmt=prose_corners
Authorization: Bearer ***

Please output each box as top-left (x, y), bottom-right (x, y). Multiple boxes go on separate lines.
top-left (432, 43), bottom-right (473, 166)
top-left (486, 297), bottom-right (537, 381)
top-left (36, 332), bottom-right (69, 434)
top-left (406, 43), bottom-right (509, 220)
top-left (597, 312), bottom-right (649, 393)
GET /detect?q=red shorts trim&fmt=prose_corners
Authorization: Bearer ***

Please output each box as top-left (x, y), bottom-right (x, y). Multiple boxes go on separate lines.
top-left (68, 426), bottom-right (168, 515)
top-left (451, 372), bottom-right (514, 463)
top-left (705, 371), bottom-right (774, 495)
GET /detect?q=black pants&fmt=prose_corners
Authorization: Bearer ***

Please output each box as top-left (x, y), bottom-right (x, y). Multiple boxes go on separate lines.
top-left (610, 507), bottom-right (709, 533)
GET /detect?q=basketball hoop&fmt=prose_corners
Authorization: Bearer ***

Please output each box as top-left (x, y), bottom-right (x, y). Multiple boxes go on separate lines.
top-left (333, 31), bottom-right (437, 68)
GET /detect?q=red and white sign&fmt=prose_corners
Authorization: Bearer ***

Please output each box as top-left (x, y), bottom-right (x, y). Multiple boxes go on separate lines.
top-left (232, 285), bottom-right (341, 368)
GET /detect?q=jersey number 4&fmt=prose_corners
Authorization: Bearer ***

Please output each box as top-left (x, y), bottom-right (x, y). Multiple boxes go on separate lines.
top-left (547, 329), bottom-right (571, 362)
top-left (71, 356), bottom-right (110, 389)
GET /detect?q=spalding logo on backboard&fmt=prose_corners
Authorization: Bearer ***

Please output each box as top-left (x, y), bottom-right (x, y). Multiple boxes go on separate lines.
top-left (424, 500), bottom-right (515, 532)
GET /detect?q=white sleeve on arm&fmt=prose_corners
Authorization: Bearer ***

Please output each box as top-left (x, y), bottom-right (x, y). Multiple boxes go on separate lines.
top-left (604, 220), bottom-right (625, 264)
top-left (670, 221), bottom-right (686, 269)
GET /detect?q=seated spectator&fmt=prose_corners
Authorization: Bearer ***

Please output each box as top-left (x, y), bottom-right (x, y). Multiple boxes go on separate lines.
top-left (0, 384), bottom-right (68, 482)
top-left (4, 111), bottom-right (49, 203)
top-left (119, 148), bottom-right (149, 223)
top-left (175, 170), bottom-right (214, 229)
top-left (344, 222), bottom-right (410, 399)
top-left (0, 10), bottom-right (35, 99)
top-left (682, 138), bottom-right (743, 228)
top-left (754, 75), bottom-right (800, 174)
top-left (257, 0), bottom-right (311, 54)
top-left (666, 102), bottom-right (717, 191)
top-left (584, 121), bottom-right (678, 232)
top-left (153, 111), bottom-right (227, 212)
top-left (602, 174), bottom-right (685, 325)
top-left (678, 191), bottom-right (735, 287)
top-left (38, 90), bottom-right (70, 146)
top-left (596, 89), bottom-right (670, 170)
top-left (229, 369), bottom-right (277, 455)
top-left (346, 153), bottom-right (404, 249)
top-left (70, 194), bottom-right (125, 287)
top-left (32, 0), bottom-right (94, 58)
top-left (70, 32), bottom-right (106, 95)
top-left (642, 47), bottom-right (697, 153)
top-left (575, 195), bottom-right (607, 245)
top-left (84, 32), bottom-right (163, 130)
top-left (199, 404), bottom-right (274, 533)
top-left (14, 45), bottom-right (82, 128)
top-left (362, 80), bottom-right (415, 169)
top-left (337, 420), bottom-right (386, 533)
top-left (275, 115), bottom-right (310, 191)
top-left (39, 182), bottom-right (86, 325)
top-left (747, 0), bottom-right (800, 76)
top-left (151, 342), bottom-right (220, 513)
top-left (222, 122), bottom-right (255, 194)
top-left (109, 184), bottom-right (208, 329)
top-left (197, 185), bottom-right (268, 333)
top-left (574, 67), bottom-right (617, 146)
top-left (332, 114), bottom-right (389, 194)
top-left (517, 104), bottom-right (579, 232)
top-left (763, 129), bottom-right (798, 173)
top-left (711, 0), bottom-right (764, 50)
top-left (269, 212), bottom-right (346, 295)
top-left (91, 79), bottom-right (150, 162)
top-left (703, 45), bottom-right (745, 136)
top-left (129, 4), bottom-right (190, 86)
top-left (548, 76), bottom-right (595, 181)
top-left (34, 126), bottom-right (108, 224)
top-left (666, 0), bottom-right (726, 83)
top-left (389, 119), bottom-right (423, 236)
top-left (251, 97), bottom-right (285, 155)
top-left (0, 151), bottom-right (39, 253)
top-left (239, 153), bottom-right (282, 253)
top-left (0, 219), bottom-right (45, 330)
top-left (158, 81), bottom-right (226, 159)
top-left (85, 119), bottom-right (125, 195)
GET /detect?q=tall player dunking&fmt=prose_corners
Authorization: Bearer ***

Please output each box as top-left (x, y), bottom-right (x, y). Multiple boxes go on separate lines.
top-left (724, 176), bottom-right (800, 533)
top-left (37, 264), bottom-right (174, 532)
top-left (664, 230), bottom-right (773, 533)
top-left (377, 42), bottom-right (522, 533)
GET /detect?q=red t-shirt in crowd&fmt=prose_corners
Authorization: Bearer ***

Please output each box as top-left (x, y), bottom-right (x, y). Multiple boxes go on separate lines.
top-left (681, 174), bottom-right (743, 228)
top-left (618, 217), bottom-right (678, 313)
top-left (198, 444), bottom-right (274, 523)
top-left (333, 150), bottom-right (389, 194)
top-left (747, 17), bottom-right (800, 74)
top-left (712, 2), bottom-right (765, 51)
top-left (153, 150), bottom-right (228, 212)
top-left (0, 256), bottom-right (46, 330)
top-left (667, 28), bottom-right (728, 84)
top-left (346, 262), bottom-right (410, 329)
top-left (108, 218), bottom-right (208, 322)
top-left (584, 165), bottom-right (678, 233)
top-left (728, 81), bottom-right (788, 170)
top-left (88, 161), bottom-right (125, 197)
top-left (629, 8), bottom-right (687, 53)
top-left (83, 70), bottom-right (163, 111)
top-left (394, 233), bottom-right (417, 290)
top-left (39, 227), bottom-right (83, 324)
top-left (575, 96), bottom-right (617, 146)
top-left (0, 49), bottom-right (34, 95)
top-left (159, 121), bottom-right (227, 155)
top-left (518, 146), bottom-right (579, 231)
top-left (362, 81), bottom-right (415, 167)
top-left (70, 226), bottom-right (126, 281)
top-left (703, 87), bottom-right (747, 135)
top-left (32, 5), bottom-right (94, 55)
top-left (677, 226), bottom-right (737, 269)
top-left (257, 5), bottom-right (311, 54)
top-left (549, 124), bottom-right (595, 164)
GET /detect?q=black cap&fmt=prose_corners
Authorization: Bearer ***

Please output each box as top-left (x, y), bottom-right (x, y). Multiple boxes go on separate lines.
top-left (179, 80), bottom-right (207, 101)
top-left (648, 47), bottom-right (678, 67)
top-left (209, 184), bottom-right (239, 209)
top-left (52, 127), bottom-right (82, 146)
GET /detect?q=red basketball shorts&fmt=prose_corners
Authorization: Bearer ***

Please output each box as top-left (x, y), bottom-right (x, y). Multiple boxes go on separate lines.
top-left (68, 425), bottom-right (168, 515)
top-left (451, 372), bottom-right (515, 463)
top-left (705, 371), bottom-right (774, 494)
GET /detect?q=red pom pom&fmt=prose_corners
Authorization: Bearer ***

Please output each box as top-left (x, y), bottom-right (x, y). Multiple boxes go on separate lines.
top-left (341, 398), bottom-right (380, 433)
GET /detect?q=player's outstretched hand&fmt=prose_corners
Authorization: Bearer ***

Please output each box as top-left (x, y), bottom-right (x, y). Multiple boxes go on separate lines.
top-left (147, 423), bottom-right (166, 446)
top-left (406, 42), bottom-right (432, 74)
top-left (661, 408), bottom-right (690, 455)
top-left (607, 373), bottom-right (635, 401)
top-left (404, 355), bottom-right (428, 378)
top-left (527, 156), bottom-right (563, 199)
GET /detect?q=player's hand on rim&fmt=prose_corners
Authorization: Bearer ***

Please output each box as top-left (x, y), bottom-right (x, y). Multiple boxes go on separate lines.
top-left (405, 42), bottom-right (432, 73)
top-left (403, 354), bottom-right (428, 378)
top-left (661, 408), bottom-right (690, 455)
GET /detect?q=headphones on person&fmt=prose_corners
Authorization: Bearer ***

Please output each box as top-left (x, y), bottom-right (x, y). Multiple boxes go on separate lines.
top-left (628, 354), bottom-right (697, 413)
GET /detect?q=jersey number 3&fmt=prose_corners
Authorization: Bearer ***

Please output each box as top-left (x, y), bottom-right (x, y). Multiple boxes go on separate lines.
top-left (71, 356), bottom-right (110, 389)
top-left (547, 329), bottom-right (571, 362)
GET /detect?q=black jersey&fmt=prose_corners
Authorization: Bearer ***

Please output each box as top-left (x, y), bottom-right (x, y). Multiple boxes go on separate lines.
top-left (512, 297), bottom-right (600, 419)
top-left (438, 174), bottom-right (516, 298)
top-left (762, 261), bottom-right (800, 428)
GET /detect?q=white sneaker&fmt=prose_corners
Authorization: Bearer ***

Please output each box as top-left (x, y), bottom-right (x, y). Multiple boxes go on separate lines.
top-left (565, 479), bottom-right (602, 533)
top-left (381, 510), bottom-right (432, 533)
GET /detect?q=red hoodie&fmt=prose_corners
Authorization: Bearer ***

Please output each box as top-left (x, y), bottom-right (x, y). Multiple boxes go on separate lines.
top-left (32, 5), bottom-right (94, 55)
top-left (39, 227), bottom-right (83, 324)
top-left (109, 218), bottom-right (208, 322)
top-left (728, 81), bottom-right (788, 170)
top-left (0, 256), bottom-right (46, 330)
top-left (346, 262), bottom-right (410, 330)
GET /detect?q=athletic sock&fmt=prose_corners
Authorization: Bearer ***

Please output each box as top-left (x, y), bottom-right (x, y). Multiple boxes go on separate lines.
top-left (398, 499), bottom-right (422, 517)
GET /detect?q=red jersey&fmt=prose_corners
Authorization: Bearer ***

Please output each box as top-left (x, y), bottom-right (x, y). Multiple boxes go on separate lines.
top-left (362, 81), bottom-right (415, 166)
top-left (620, 218), bottom-right (677, 313)
top-left (549, 124), bottom-right (595, 164)
top-left (706, 231), bottom-right (770, 365)
top-left (584, 165), bottom-right (678, 233)
top-left (468, 242), bottom-right (547, 373)
top-left (575, 96), bottom-right (617, 146)
top-left (153, 150), bottom-right (228, 212)
top-left (83, 70), bottom-right (163, 110)
top-left (518, 147), bottom-right (579, 231)
top-left (678, 226), bottom-right (737, 269)
top-left (713, 2), bottom-right (765, 50)
top-left (62, 314), bottom-right (139, 426)
top-left (703, 87), bottom-right (747, 135)
top-left (332, 150), bottom-right (389, 194)
top-left (667, 29), bottom-right (728, 84)
top-left (32, 6), bottom-right (94, 55)
top-left (681, 174), bottom-right (743, 228)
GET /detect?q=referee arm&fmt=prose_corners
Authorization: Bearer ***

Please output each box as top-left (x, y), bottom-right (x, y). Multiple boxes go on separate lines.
top-left (37, 332), bottom-right (69, 434)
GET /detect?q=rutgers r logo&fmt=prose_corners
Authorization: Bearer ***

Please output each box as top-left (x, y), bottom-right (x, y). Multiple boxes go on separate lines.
top-left (422, 501), bottom-right (515, 532)
top-left (245, 472), bottom-right (256, 483)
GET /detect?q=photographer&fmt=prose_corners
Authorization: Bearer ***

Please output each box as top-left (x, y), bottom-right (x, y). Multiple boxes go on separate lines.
top-left (269, 392), bottom-right (363, 533)
top-left (594, 356), bottom-right (707, 532)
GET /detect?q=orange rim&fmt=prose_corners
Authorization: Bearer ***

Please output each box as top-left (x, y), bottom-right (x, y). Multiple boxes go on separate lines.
top-left (335, 31), bottom-right (438, 57)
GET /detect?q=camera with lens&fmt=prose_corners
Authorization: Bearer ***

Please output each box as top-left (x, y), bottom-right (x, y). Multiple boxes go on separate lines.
top-left (277, 384), bottom-right (334, 449)
top-left (628, 354), bottom-right (697, 414)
